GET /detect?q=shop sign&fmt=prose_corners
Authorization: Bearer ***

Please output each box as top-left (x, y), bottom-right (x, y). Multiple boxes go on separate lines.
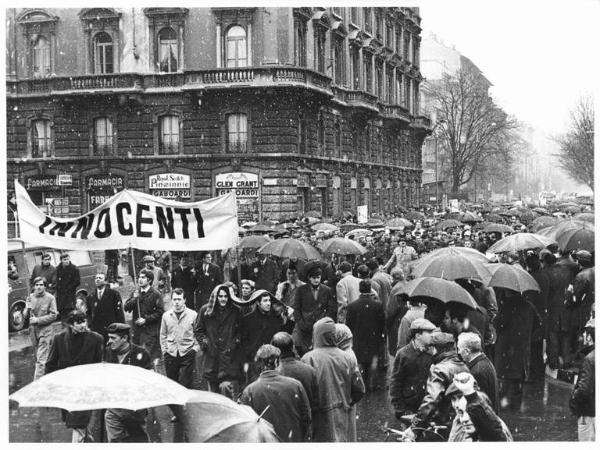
top-left (312, 174), bottom-right (327, 188)
top-left (86, 175), bottom-right (125, 190)
top-left (57, 174), bottom-right (73, 186)
top-left (297, 174), bottom-right (310, 188)
top-left (215, 172), bottom-right (259, 198)
top-left (149, 173), bottom-right (191, 199)
top-left (25, 175), bottom-right (62, 191)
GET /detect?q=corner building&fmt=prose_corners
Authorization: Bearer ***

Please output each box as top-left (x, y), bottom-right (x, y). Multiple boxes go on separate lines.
top-left (6, 7), bottom-right (430, 231)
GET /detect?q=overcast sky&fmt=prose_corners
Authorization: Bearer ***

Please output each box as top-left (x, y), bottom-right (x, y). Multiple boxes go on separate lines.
top-left (419, 0), bottom-right (599, 135)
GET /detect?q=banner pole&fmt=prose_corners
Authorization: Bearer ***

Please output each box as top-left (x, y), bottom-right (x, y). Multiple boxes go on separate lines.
top-left (236, 246), bottom-right (243, 297)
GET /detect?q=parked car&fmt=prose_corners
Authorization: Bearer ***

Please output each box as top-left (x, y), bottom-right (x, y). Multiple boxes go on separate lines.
top-left (8, 240), bottom-right (100, 332)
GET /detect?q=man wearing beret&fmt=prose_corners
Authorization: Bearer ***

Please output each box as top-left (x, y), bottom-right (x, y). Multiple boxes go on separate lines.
top-left (408, 331), bottom-right (470, 440)
top-left (104, 322), bottom-right (152, 443)
top-left (389, 318), bottom-right (435, 419)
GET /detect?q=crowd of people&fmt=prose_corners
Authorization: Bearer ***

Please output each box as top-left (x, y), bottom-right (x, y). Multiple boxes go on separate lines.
top-left (21, 203), bottom-right (595, 442)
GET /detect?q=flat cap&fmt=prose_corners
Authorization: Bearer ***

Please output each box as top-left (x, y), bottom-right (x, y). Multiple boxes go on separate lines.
top-left (431, 331), bottom-right (455, 345)
top-left (106, 323), bottom-right (131, 335)
top-left (142, 255), bottom-right (155, 263)
top-left (410, 318), bottom-right (436, 332)
top-left (576, 250), bottom-right (593, 265)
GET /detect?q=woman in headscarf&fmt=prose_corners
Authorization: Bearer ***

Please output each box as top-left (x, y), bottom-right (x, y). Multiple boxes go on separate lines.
top-left (301, 317), bottom-right (365, 442)
top-left (334, 323), bottom-right (359, 441)
top-left (193, 284), bottom-right (243, 399)
top-left (240, 289), bottom-right (289, 383)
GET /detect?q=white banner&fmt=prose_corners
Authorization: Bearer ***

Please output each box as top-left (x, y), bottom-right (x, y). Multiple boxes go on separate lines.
top-left (15, 180), bottom-right (239, 251)
top-left (357, 205), bottom-right (368, 224)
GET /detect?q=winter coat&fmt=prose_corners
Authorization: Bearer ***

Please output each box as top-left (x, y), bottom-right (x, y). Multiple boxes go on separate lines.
top-left (30, 264), bottom-right (57, 294)
top-left (345, 293), bottom-right (385, 364)
top-left (170, 264), bottom-right (197, 305)
top-left (370, 270), bottom-right (393, 312)
top-left (194, 262), bottom-right (223, 308)
top-left (55, 263), bottom-right (80, 311)
top-left (493, 290), bottom-right (541, 380)
top-left (123, 287), bottom-right (164, 357)
top-left (335, 273), bottom-right (361, 323)
top-left (86, 287), bottom-right (125, 341)
top-left (194, 284), bottom-right (243, 383)
top-left (45, 328), bottom-right (104, 429)
top-left (389, 340), bottom-right (434, 415)
top-left (292, 283), bottom-right (337, 352)
top-left (240, 370), bottom-right (311, 442)
top-left (525, 267), bottom-right (550, 341)
top-left (278, 355), bottom-right (320, 413)
top-left (545, 263), bottom-right (574, 333)
top-left (301, 317), bottom-right (365, 442)
top-left (385, 290), bottom-right (408, 355)
top-left (569, 346), bottom-right (595, 418)
top-left (412, 350), bottom-right (470, 429)
top-left (570, 267), bottom-right (594, 332)
top-left (467, 353), bottom-right (499, 412)
top-left (252, 258), bottom-right (279, 293)
top-left (463, 391), bottom-right (510, 441)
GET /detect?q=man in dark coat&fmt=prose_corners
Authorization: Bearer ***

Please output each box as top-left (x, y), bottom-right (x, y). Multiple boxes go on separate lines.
top-left (123, 269), bottom-right (164, 364)
top-left (346, 279), bottom-right (385, 389)
top-left (170, 254), bottom-right (197, 309)
top-left (280, 257), bottom-right (306, 282)
top-left (45, 311), bottom-right (104, 442)
top-left (493, 287), bottom-right (541, 411)
top-left (193, 252), bottom-right (223, 310)
top-left (291, 266), bottom-right (337, 356)
top-left (252, 253), bottom-right (279, 293)
top-left (569, 319), bottom-right (595, 441)
top-left (390, 318), bottom-right (436, 418)
top-left (55, 253), bottom-right (81, 321)
top-left (240, 344), bottom-right (311, 442)
top-left (30, 252), bottom-right (57, 295)
top-left (568, 251), bottom-right (594, 362)
top-left (104, 323), bottom-right (152, 442)
top-left (86, 273), bottom-right (125, 343)
top-left (271, 332), bottom-right (320, 416)
top-left (458, 332), bottom-right (499, 412)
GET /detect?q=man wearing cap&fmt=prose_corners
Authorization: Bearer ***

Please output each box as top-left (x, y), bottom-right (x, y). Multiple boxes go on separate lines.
top-left (389, 318), bottom-right (436, 419)
top-left (240, 344), bottom-right (311, 442)
top-left (397, 298), bottom-right (428, 351)
top-left (45, 311), bottom-right (104, 442)
top-left (56, 253), bottom-right (81, 322)
top-left (409, 331), bottom-right (470, 437)
top-left (104, 322), bottom-right (152, 442)
top-left (569, 318), bottom-right (595, 441)
top-left (142, 255), bottom-right (168, 294)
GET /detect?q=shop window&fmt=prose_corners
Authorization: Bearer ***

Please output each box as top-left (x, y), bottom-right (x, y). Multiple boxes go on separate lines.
top-left (31, 119), bottom-right (52, 158)
top-left (227, 113), bottom-right (248, 152)
top-left (350, 177), bottom-right (358, 212)
top-left (226, 25), bottom-right (248, 68)
top-left (363, 177), bottom-right (371, 211)
top-left (93, 32), bottom-right (114, 74)
top-left (32, 36), bottom-right (51, 78)
top-left (294, 18), bottom-right (307, 67)
top-left (158, 27), bottom-right (178, 72)
top-left (159, 115), bottom-right (180, 154)
top-left (93, 117), bottom-right (114, 155)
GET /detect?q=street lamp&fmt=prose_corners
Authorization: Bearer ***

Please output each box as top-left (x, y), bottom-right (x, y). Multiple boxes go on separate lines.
top-left (431, 114), bottom-right (447, 210)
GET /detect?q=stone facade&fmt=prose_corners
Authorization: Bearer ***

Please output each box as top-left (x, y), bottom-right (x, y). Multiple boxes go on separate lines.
top-left (7, 7), bottom-right (430, 233)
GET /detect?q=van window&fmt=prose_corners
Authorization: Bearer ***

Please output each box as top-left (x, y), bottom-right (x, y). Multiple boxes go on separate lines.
top-left (67, 250), bottom-right (92, 267)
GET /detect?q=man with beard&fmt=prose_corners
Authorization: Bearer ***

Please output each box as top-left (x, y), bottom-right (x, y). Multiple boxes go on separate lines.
top-left (45, 311), bottom-right (103, 442)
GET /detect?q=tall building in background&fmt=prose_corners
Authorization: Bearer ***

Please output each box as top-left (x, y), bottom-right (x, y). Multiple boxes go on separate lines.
top-left (6, 7), bottom-right (431, 236)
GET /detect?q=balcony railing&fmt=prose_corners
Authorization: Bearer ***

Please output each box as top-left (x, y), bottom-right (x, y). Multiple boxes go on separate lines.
top-left (380, 104), bottom-right (411, 123)
top-left (227, 140), bottom-right (248, 153)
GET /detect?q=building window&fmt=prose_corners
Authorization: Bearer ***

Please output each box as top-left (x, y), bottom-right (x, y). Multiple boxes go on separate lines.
top-left (351, 8), bottom-right (359, 25)
top-left (386, 67), bottom-right (394, 103)
top-left (396, 29), bottom-right (402, 56)
top-left (226, 25), bottom-right (247, 68)
top-left (363, 177), bottom-right (371, 210)
top-left (375, 10), bottom-right (383, 41)
top-left (31, 119), bottom-right (51, 158)
top-left (351, 46), bottom-right (361, 90)
top-left (332, 7), bottom-right (342, 17)
top-left (403, 32), bottom-right (410, 61)
top-left (318, 113), bottom-right (326, 153)
top-left (227, 113), bottom-right (248, 152)
top-left (413, 82), bottom-right (420, 116)
top-left (363, 8), bottom-right (372, 34)
top-left (413, 38), bottom-right (420, 66)
top-left (298, 113), bottom-right (306, 154)
top-left (386, 22), bottom-right (394, 48)
top-left (94, 117), bottom-right (113, 155)
top-left (405, 76), bottom-right (411, 110)
top-left (333, 34), bottom-right (345, 85)
top-left (314, 26), bottom-right (327, 73)
top-left (294, 19), bottom-right (307, 67)
top-left (160, 115), bottom-right (179, 154)
top-left (158, 27), bottom-right (178, 72)
top-left (363, 53), bottom-right (373, 93)
top-left (376, 60), bottom-right (384, 99)
top-left (32, 36), bottom-right (51, 78)
top-left (334, 120), bottom-right (342, 158)
top-left (365, 124), bottom-right (372, 161)
top-left (396, 70), bottom-right (402, 104)
top-left (93, 32), bottom-right (114, 74)
top-left (350, 177), bottom-right (357, 211)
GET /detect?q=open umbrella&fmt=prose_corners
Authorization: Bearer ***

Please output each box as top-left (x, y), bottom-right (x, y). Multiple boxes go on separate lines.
top-left (258, 238), bottom-right (320, 260)
top-left (9, 363), bottom-right (193, 411)
top-left (485, 263), bottom-right (540, 293)
top-left (530, 216), bottom-right (559, 232)
top-left (238, 235), bottom-right (271, 249)
top-left (390, 277), bottom-right (478, 309)
top-left (240, 221), bottom-right (257, 228)
top-left (533, 207), bottom-right (550, 215)
top-left (344, 228), bottom-right (373, 239)
top-left (249, 223), bottom-right (278, 233)
top-left (311, 222), bottom-right (340, 233)
top-left (484, 213), bottom-right (504, 223)
top-left (519, 211), bottom-right (539, 225)
top-left (411, 251), bottom-right (492, 283)
top-left (564, 205), bottom-right (582, 214)
top-left (487, 233), bottom-right (556, 254)
top-left (574, 212), bottom-right (595, 223)
top-left (318, 237), bottom-right (367, 255)
top-left (405, 211), bottom-right (425, 221)
top-left (457, 212), bottom-right (483, 223)
top-left (555, 223), bottom-right (595, 252)
top-left (473, 221), bottom-right (493, 231)
top-left (416, 246), bottom-right (491, 265)
top-left (184, 390), bottom-right (279, 442)
top-left (538, 218), bottom-right (588, 239)
top-left (435, 219), bottom-right (463, 230)
top-left (386, 217), bottom-right (413, 229)
top-left (558, 202), bottom-right (579, 209)
top-left (365, 218), bottom-right (385, 227)
top-left (483, 223), bottom-right (513, 234)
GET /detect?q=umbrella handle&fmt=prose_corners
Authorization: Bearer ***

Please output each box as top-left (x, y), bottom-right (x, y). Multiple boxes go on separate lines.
top-left (257, 404), bottom-right (270, 421)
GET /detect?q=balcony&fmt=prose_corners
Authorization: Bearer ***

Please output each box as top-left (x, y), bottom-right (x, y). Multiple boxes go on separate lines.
top-left (226, 140), bottom-right (248, 153)
top-left (380, 104), bottom-right (411, 124)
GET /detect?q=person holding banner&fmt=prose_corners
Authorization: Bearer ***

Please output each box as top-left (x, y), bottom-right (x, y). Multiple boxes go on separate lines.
top-left (124, 269), bottom-right (164, 366)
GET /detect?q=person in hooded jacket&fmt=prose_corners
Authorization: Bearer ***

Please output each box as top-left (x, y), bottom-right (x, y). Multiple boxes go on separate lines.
top-left (240, 289), bottom-right (288, 383)
top-left (194, 284), bottom-right (243, 399)
top-left (301, 317), bottom-right (365, 442)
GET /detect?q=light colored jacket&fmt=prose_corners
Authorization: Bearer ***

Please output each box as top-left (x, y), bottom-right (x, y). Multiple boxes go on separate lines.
top-left (160, 307), bottom-right (199, 356)
top-left (336, 273), bottom-right (361, 324)
top-left (28, 291), bottom-right (58, 329)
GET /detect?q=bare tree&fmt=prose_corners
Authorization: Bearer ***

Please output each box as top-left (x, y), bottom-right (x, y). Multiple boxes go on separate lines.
top-left (425, 66), bottom-right (517, 193)
top-left (554, 97), bottom-right (594, 192)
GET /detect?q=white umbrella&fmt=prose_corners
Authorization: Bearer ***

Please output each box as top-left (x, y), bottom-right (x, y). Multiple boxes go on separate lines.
top-left (9, 363), bottom-right (193, 411)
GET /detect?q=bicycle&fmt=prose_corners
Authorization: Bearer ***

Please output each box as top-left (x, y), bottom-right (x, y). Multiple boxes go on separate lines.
top-left (383, 414), bottom-right (448, 442)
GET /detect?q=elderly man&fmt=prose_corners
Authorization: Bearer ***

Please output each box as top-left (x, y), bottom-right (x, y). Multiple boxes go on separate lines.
top-left (240, 344), bottom-right (312, 442)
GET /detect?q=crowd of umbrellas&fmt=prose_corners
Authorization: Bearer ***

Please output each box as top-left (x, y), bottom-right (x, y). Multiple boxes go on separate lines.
top-left (9, 200), bottom-right (594, 442)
